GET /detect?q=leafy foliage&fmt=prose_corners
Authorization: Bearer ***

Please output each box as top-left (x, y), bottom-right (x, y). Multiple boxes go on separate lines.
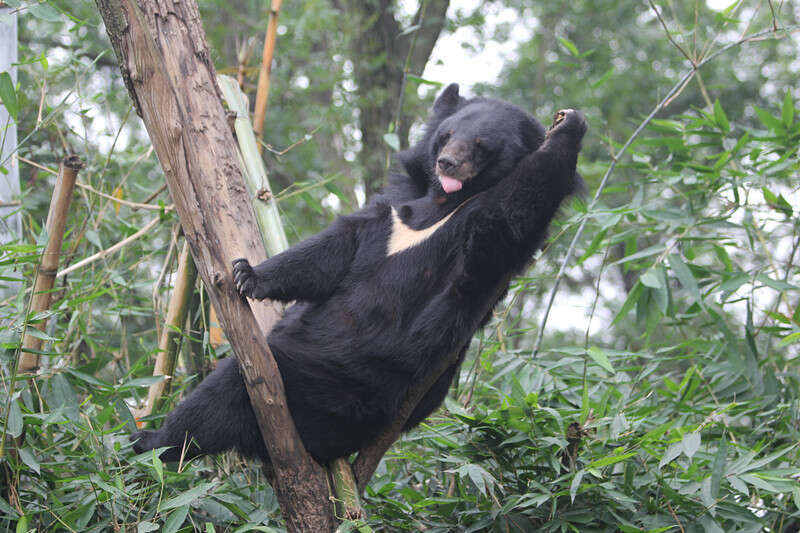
top-left (1, 1), bottom-right (799, 532)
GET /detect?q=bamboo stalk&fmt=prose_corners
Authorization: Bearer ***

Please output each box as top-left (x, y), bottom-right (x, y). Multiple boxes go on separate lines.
top-left (218, 75), bottom-right (288, 256)
top-left (252, 0), bottom-right (283, 152)
top-left (19, 156), bottom-right (83, 373)
top-left (139, 241), bottom-right (197, 418)
top-left (329, 458), bottom-right (363, 520)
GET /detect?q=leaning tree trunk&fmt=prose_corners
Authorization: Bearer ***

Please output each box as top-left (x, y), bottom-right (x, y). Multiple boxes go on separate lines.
top-left (93, 0), bottom-right (336, 530)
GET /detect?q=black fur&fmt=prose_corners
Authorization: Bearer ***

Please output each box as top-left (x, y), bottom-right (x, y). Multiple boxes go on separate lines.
top-left (132, 84), bottom-right (587, 464)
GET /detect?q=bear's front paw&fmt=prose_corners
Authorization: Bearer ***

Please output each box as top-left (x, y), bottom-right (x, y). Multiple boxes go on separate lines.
top-left (232, 258), bottom-right (265, 299)
top-left (547, 109), bottom-right (587, 140)
top-left (131, 430), bottom-right (160, 454)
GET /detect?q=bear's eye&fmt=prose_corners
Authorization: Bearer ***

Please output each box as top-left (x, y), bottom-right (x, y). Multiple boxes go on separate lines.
top-left (434, 131), bottom-right (452, 153)
top-left (473, 137), bottom-right (493, 160)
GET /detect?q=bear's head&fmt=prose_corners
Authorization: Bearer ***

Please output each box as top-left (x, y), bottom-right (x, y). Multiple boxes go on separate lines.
top-left (397, 83), bottom-right (547, 200)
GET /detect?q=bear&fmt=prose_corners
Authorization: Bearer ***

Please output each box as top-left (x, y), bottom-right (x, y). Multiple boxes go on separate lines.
top-left (132, 83), bottom-right (587, 465)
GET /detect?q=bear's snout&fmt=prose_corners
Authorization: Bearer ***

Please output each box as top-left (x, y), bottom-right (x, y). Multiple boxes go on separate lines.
top-left (437, 155), bottom-right (458, 174)
top-left (436, 138), bottom-right (475, 181)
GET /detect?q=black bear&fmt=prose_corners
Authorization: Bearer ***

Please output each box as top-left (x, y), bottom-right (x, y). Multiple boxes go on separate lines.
top-left (132, 84), bottom-right (587, 464)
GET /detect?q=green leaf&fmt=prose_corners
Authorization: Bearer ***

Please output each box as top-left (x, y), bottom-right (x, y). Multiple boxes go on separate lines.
top-left (753, 105), bottom-right (784, 131)
top-left (586, 346), bottom-right (615, 373)
top-left (682, 431), bottom-right (701, 460)
top-left (587, 451), bottom-right (637, 469)
top-left (159, 482), bottom-right (215, 511)
top-left (0, 72), bottom-right (18, 121)
top-left (611, 282), bottom-right (642, 326)
top-left (7, 400), bottom-right (23, 438)
top-left (577, 228), bottom-right (606, 265)
top-left (570, 470), bottom-right (584, 503)
top-left (15, 515), bottom-right (28, 533)
top-left (778, 331), bottom-right (800, 347)
top-left (405, 75), bottom-right (443, 88)
top-left (28, 3), bottom-right (61, 21)
top-left (668, 254), bottom-right (703, 306)
top-left (18, 448), bottom-right (40, 475)
top-left (137, 522), bottom-right (159, 533)
top-left (710, 434), bottom-right (728, 499)
top-left (658, 442), bottom-right (683, 468)
top-left (640, 268), bottom-right (663, 289)
top-left (590, 67), bottom-right (614, 89)
top-left (162, 505), bottom-right (189, 533)
top-left (558, 37), bottom-right (580, 57)
top-left (713, 99), bottom-right (730, 132)
top-left (383, 133), bottom-right (400, 151)
top-left (781, 90), bottom-right (794, 127)
top-left (152, 452), bottom-right (163, 484)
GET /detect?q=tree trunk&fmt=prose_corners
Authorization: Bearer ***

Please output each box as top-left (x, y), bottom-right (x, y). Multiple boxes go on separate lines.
top-left (93, 0), bottom-right (335, 530)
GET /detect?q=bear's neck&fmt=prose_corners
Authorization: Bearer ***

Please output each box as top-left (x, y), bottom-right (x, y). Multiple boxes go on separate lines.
top-left (397, 190), bottom-right (474, 229)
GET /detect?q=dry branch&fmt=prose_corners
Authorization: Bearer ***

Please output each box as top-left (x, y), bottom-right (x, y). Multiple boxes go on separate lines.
top-left (19, 156), bottom-right (83, 373)
top-left (55, 215), bottom-right (160, 279)
top-left (94, 0), bottom-right (335, 530)
top-left (253, 0), bottom-right (283, 150)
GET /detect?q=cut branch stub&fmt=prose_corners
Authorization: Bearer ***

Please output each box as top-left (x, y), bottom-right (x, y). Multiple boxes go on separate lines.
top-left (19, 155), bottom-right (83, 373)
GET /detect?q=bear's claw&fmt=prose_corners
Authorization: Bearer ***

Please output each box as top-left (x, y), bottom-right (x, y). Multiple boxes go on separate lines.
top-left (232, 258), bottom-right (256, 298)
top-left (550, 109), bottom-right (575, 129)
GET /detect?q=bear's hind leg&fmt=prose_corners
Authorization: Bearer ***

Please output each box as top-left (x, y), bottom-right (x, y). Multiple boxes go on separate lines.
top-left (131, 357), bottom-right (269, 463)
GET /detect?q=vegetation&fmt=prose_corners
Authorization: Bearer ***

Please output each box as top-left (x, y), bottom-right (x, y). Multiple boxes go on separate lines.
top-left (1, 0), bottom-right (798, 531)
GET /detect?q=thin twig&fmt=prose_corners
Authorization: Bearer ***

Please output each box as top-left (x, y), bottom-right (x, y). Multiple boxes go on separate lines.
top-left (262, 125), bottom-right (322, 156)
top-left (649, 0), bottom-right (696, 65)
top-left (75, 181), bottom-right (174, 211)
top-left (666, 500), bottom-right (686, 533)
top-left (532, 24), bottom-right (797, 357)
top-left (136, 182), bottom-right (168, 209)
top-left (55, 216), bottom-right (160, 279)
top-left (17, 154), bottom-right (168, 211)
top-left (16, 154), bottom-right (58, 175)
top-left (767, 0), bottom-right (779, 31)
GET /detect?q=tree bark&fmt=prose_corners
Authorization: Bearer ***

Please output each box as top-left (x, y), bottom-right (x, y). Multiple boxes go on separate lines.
top-left (93, 1), bottom-right (335, 530)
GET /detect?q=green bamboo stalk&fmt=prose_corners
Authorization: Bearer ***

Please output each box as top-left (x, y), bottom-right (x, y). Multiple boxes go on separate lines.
top-left (140, 241), bottom-right (198, 419)
top-left (218, 74), bottom-right (288, 257)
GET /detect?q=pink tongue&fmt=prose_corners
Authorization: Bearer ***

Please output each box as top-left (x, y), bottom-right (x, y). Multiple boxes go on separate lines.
top-left (439, 175), bottom-right (463, 193)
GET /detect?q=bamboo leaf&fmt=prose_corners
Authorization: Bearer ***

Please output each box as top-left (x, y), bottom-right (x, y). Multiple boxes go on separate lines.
top-left (558, 37), bottom-right (580, 57)
top-left (587, 346), bottom-right (615, 373)
top-left (782, 90), bottom-right (794, 127)
top-left (713, 99), bottom-right (730, 132)
top-left (0, 72), bottom-right (17, 121)
top-left (668, 253), bottom-right (703, 306)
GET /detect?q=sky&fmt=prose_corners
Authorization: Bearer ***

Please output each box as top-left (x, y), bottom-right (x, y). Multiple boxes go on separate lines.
top-left (407, 0), bottom-right (736, 95)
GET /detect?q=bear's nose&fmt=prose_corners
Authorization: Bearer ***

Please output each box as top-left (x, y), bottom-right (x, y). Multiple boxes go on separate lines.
top-left (437, 156), bottom-right (457, 174)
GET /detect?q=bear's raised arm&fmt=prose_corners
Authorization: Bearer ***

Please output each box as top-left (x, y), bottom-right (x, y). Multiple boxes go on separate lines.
top-left (489, 109), bottom-right (586, 246)
top-left (233, 215), bottom-right (360, 302)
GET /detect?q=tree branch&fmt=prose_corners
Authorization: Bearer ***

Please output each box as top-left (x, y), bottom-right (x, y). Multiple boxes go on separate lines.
top-left (354, 272), bottom-right (513, 491)
top-left (407, 0), bottom-right (450, 75)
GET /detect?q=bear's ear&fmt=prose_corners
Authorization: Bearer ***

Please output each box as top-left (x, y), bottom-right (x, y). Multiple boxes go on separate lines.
top-left (433, 83), bottom-right (461, 116)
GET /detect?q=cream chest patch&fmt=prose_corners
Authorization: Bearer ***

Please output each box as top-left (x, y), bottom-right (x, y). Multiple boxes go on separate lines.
top-left (387, 207), bottom-right (456, 256)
